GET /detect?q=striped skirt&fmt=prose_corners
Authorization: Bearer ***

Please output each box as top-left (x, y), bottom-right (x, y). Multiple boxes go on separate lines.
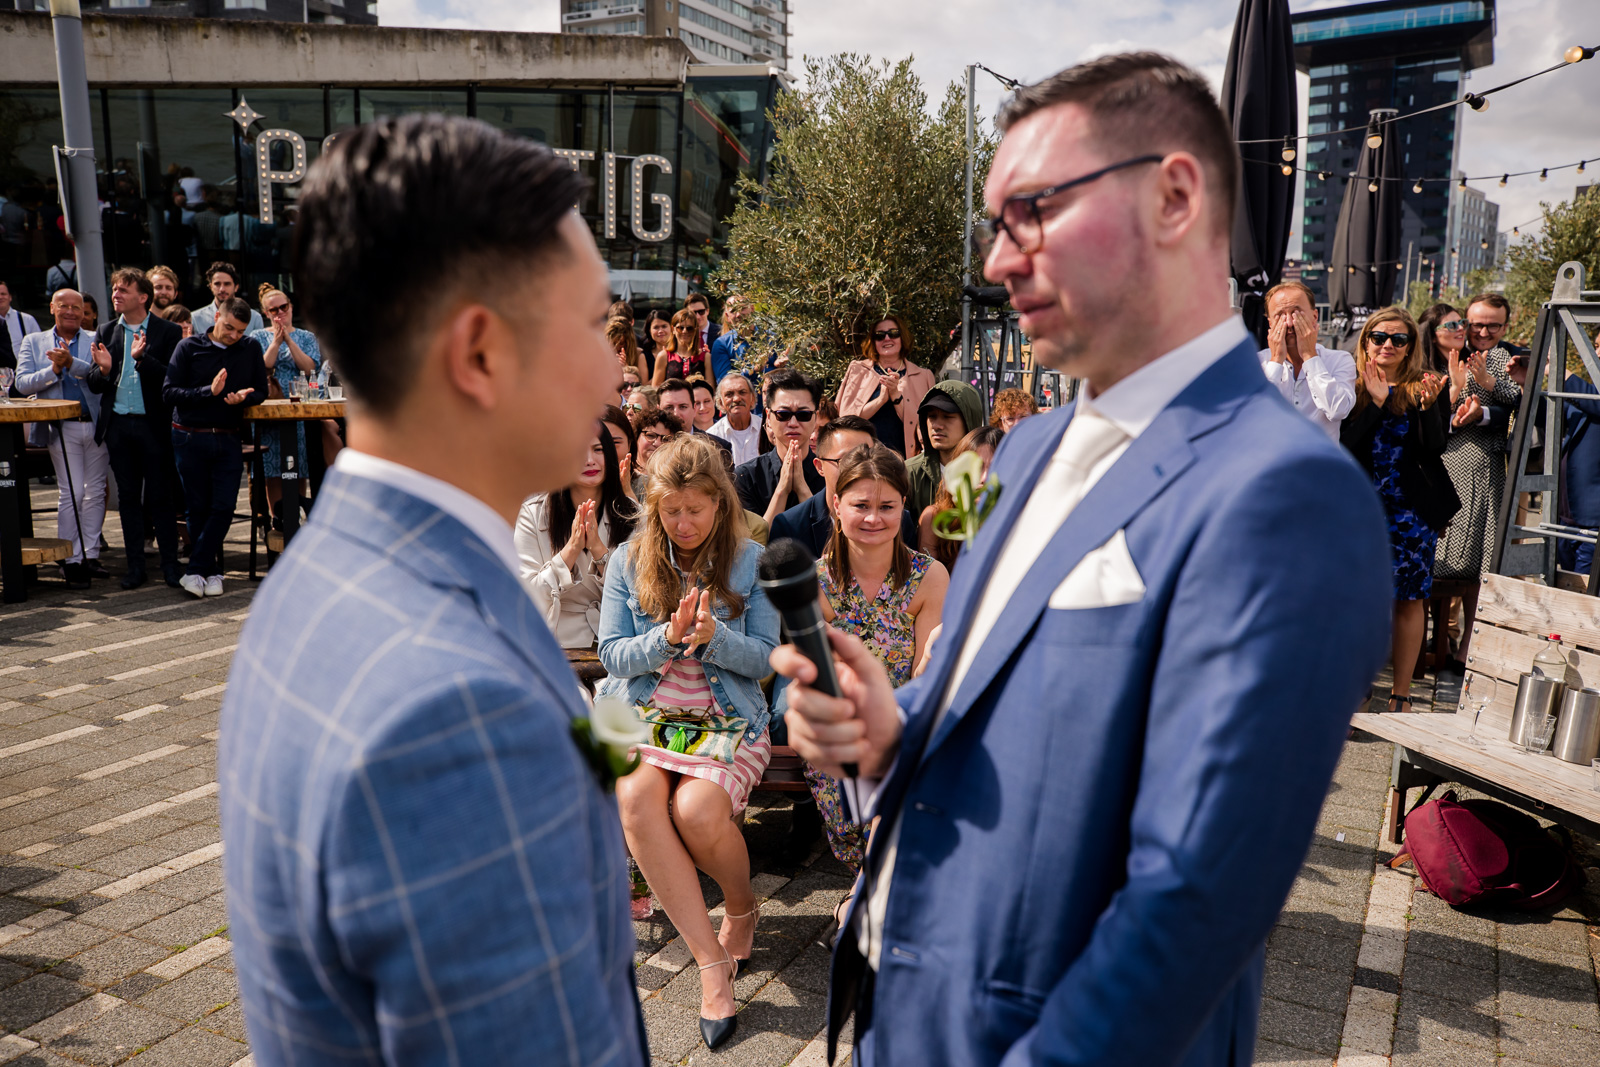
top-left (637, 732), bottom-right (771, 815)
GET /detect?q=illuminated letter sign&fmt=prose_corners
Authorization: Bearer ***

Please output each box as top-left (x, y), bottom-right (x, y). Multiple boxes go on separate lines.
top-left (255, 130), bottom-right (307, 224)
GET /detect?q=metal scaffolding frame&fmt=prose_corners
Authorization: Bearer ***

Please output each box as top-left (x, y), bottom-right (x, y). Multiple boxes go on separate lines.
top-left (958, 285), bottom-right (1074, 412)
top-left (1493, 262), bottom-right (1600, 592)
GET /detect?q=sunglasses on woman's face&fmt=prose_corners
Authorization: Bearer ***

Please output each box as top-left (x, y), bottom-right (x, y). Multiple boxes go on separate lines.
top-left (1438, 319), bottom-right (1465, 331)
top-left (873, 328), bottom-right (901, 341)
top-left (675, 326), bottom-right (695, 333)
top-left (1368, 331), bottom-right (1411, 348)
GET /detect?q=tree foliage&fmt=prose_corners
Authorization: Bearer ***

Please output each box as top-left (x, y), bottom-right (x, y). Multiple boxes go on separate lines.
top-left (1403, 269), bottom-right (1497, 323)
top-left (1505, 193), bottom-right (1600, 345)
top-left (713, 54), bottom-right (994, 388)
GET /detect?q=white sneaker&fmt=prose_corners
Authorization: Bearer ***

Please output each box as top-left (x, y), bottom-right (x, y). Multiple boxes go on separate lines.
top-left (203, 576), bottom-right (224, 597)
top-left (179, 574), bottom-right (206, 599)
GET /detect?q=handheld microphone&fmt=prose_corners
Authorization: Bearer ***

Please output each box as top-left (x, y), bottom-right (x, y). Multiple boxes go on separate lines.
top-left (757, 539), bottom-right (856, 779)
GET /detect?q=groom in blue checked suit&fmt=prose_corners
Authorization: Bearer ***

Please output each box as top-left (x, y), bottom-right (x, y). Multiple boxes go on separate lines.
top-left (220, 117), bottom-right (647, 1065)
top-left (777, 55), bottom-right (1394, 1067)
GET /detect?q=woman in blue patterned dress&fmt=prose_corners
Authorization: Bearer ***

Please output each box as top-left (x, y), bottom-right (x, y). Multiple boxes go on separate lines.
top-left (805, 443), bottom-right (947, 876)
top-left (1340, 308), bottom-right (1460, 711)
top-left (249, 285), bottom-right (321, 528)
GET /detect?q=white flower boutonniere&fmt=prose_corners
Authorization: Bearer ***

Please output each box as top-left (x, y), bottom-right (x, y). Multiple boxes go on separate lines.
top-left (571, 696), bottom-right (647, 792)
top-left (932, 450), bottom-right (1002, 544)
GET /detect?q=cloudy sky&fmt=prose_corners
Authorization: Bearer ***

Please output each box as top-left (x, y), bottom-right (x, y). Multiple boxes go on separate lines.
top-left (383, 0), bottom-right (1600, 244)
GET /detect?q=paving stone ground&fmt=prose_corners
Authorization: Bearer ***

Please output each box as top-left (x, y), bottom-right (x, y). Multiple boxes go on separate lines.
top-left (1, 483), bottom-right (1597, 1066)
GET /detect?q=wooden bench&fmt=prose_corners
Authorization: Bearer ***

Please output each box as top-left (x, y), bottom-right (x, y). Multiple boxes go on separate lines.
top-left (18, 538), bottom-right (72, 566)
top-left (1353, 573), bottom-right (1600, 845)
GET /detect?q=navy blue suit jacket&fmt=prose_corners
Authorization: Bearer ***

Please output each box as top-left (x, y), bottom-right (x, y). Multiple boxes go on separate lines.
top-left (1561, 374), bottom-right (1600, 527)
top-left (832, 340), bottom-right (1393, 1067)
top-left (770, 491), bottom-right (919, 559)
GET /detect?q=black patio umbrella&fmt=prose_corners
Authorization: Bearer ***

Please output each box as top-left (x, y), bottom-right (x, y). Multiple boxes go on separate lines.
top-left (1220, 0), bottom-right (1297, 347)
top-left (1328, 109), bottom-right (1404, 339)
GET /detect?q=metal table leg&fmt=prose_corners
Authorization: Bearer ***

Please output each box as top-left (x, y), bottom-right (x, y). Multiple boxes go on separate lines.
top-left (0, 427), bottom-right (24, 603)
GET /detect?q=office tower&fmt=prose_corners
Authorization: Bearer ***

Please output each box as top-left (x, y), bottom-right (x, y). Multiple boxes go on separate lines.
top-left (1291, 1), bottom-right (1496, 298)
top-left (37, 1), bottom-right (379, 25)
top-left (560, 0), bottom-right (789, 70)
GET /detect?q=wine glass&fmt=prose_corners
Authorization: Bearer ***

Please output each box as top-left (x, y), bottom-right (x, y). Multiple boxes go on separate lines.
top-left (1461, 671), bottom-right (1498, 748)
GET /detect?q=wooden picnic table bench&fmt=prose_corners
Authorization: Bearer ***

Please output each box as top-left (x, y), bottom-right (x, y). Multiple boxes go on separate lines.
top-left (1353, 572), bottom-right (1600, 845)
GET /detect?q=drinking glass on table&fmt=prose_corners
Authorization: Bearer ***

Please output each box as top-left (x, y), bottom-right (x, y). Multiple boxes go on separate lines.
top-left (1592, 758), bottom-right (1600, 791)
top-left (0, 367), bottom-right (13, 402)
top-left (1523, 714), bottom-right (1557, 755)
top-left (288, 374), bottom-right (307, 402)
top-left (1460, 672), bottom-right (1498, 748)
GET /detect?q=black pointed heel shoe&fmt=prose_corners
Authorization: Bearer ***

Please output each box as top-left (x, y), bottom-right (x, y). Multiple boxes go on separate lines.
top-left (698, 953), bottom-right (738, 1049)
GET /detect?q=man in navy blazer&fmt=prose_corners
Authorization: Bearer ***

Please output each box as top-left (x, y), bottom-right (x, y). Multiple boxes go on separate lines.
top-left (776, 55), bottom-right (1392, 1067)
top-left (220, 116), bottom-right (647, 1065)
top-left (86, 268), bottom-right (185, 588)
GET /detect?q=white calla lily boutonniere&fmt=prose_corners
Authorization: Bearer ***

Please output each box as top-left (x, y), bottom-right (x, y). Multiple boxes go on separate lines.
top-left (932, 449), bottom-right (1002, 545)
top-left (571, 696), bottom-right (646, 792)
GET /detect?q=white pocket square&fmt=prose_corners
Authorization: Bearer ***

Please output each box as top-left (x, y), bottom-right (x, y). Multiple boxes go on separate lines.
top-left (1048, 529), bottom-right (1146, 609)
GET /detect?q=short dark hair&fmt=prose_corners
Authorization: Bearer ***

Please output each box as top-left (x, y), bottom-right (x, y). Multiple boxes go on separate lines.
top-left (684, 293), bottom-right (709, 308)
top-left (110, 267), bottom-right (154, 311)
top-left (205, 261), bottom-right (239, 285)
top-left (816, 414), bottom-right (877, 455)
top-left (765, 367), bottom-right (821, 407)
top-left (689, 378), bottom-right (715, 400)
top-left (294, 114), bottom-right (586, 416)
top-left (216, 296), bottom-right (253, 328)
top-left (997, 52), bottom-right (1239, 239)
top-left (640, 409), bottom-right (684, 435)
top-left (660, 377), bottom-right (693, 402)
top-left (1466, 292), bottom-right (1510, 317)
top-left (601, 403), bottom-right (637, 458)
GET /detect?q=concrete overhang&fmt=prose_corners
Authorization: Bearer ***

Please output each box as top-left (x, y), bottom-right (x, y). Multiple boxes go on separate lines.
top-left (0, 11), bottom-right (695, 88)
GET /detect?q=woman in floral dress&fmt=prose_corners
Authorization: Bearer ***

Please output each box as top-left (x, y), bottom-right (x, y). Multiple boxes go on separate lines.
top-left (805, 443), bottom-right (948, 872)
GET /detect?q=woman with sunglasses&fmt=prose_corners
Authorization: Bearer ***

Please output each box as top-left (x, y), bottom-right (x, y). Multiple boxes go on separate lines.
top-left (1419, 302), bottom-right (1521, 672)
top-left (250, 285), bottom-right (322, 528)
top-left (835, 313), bottom-right (934, 456)
top-left (1340, 308), bottom-right (1459, 712)
top-left (652, 308), bottom-right (706, 386)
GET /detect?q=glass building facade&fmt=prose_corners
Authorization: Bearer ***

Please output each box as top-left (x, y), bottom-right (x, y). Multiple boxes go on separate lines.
top-left (0, 72), bottom-right (780, 317)
top-left (1290, 0), bottom-right (1496, 301)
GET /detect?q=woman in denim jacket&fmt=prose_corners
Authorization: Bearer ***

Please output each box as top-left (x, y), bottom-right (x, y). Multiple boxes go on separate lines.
top-left (598, 434), bottom-right (778, 1049)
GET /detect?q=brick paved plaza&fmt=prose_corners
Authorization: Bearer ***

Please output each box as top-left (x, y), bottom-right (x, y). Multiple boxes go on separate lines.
top-left (0, 489), bottom-right (1597, 1066)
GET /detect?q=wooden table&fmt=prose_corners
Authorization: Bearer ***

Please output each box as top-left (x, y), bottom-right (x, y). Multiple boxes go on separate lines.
top-left (242, 399), bottom-right (345, 549)
top-left (0, 400), bottom-right (81, 603)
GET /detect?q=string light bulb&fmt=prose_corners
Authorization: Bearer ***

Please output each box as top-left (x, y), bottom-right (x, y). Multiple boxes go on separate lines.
top-left (1281, 163), bottom-right (1293, 176)
top-left (1566, 45), bottom-right (1596, 64)
top-left (1413, 178), bottom-right (1424, 193)
top-left (1465, 93), bottom-right (1489, 111)
top-left (1513, 226), bottom-right (1520, 236)
top-left (1318, 171), bottom-right (1329, 181)
top-left (1481, 239), bottom-right (1490, 249)
top-left (1499, 174), bottom-right (1509, 187)
top-left (1580, 160), bottom-right (1588, 174)
top-left (1458, 176), bottom-right (1468, 190)
top-left (1368, 180), bottom-right (1379, 192)
top-left (1540, 168), bottom-right (1549, 182)
top-left (1281, 137), bottom-right (1296, 163)
top-left (1366, 119), bottom-right (1383, 149)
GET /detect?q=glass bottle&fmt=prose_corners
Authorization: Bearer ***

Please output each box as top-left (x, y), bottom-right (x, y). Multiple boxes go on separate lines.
top-left (1531, 633), bottom-right (1566, 678)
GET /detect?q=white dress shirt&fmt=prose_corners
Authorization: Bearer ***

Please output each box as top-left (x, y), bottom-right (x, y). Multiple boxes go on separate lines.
top-left (708, 413), bottom-right (763, 466)
top-left (333, 450), bottom-right (520, 578)
top-left (856, 314), bottom-right (1250, 969)
top-left (4, 307), bottom-right (40, 349)
top-left (1258, 343), bottom-right (1357, 440)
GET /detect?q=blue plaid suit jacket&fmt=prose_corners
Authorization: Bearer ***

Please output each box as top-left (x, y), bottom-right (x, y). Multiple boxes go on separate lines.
top-left (220, 470), bottom-right (647, 1067)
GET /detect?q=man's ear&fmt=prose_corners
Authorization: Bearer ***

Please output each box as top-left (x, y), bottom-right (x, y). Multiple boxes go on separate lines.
top-left (436, 302), bottom-right (509, 411)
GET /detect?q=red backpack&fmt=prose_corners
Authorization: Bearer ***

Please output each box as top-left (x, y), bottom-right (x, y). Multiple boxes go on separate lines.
top-left (1390, 789), bottom-right (1584, 910)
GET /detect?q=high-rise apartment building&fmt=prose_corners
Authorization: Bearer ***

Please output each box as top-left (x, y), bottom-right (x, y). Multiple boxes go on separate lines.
top-left (13, 0), bottom-right (378, 25)
top-left (1291, 1), bottom-right (1497, 300)
top-left (560, 0), bottom-right (788, 70)
top-left (1453, 179), bottom-right (1501, 278)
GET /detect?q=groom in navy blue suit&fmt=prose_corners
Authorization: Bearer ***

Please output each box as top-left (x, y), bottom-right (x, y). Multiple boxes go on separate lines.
top-left (776, 54), bottom-right (1393, 1067)
top-left (220, 117), bottom-right (646, 1064)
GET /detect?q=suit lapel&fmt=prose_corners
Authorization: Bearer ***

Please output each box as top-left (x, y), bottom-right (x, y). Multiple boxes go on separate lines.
top-left (922, 340), bottom-right (1264, 758)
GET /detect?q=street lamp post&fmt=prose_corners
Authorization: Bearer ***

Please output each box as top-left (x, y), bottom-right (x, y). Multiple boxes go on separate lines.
top-left (960, 64), bottom-right (975, 393)
top-left (49, 0), bottom-right (108, 316)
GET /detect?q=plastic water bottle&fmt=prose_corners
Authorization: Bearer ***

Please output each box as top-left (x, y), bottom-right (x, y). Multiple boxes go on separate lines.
top-left (1532, 633), bottom-right (1566, 678)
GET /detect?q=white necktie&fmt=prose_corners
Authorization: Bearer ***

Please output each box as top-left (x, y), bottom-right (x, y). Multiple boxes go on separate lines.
top-left (859, 403), bottom-right (1131, 971)
top-left (940, 403), bottom-right (1132, 710)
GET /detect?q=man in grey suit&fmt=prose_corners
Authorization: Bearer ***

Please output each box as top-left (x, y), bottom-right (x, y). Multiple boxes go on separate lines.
top-left (220, 115), bottom-right (645, 1064)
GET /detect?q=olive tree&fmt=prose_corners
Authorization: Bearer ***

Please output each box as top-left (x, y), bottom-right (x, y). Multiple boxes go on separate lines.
top-left (714, 54), bottom-right (994, 388)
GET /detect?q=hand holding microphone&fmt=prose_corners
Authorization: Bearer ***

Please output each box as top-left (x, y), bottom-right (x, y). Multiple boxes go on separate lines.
top-left (760, 539), bottom-right (903, 783)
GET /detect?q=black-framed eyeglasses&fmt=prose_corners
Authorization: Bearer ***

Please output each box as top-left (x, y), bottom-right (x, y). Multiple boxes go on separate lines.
top-left (1468, 321), bottom-right (1506, 333)
top-left (1368, 331), bottom-right (1412, 348)
top-left (814, 455), bottom-right (841, 467)
top-left (976, 155), bottom-right (1165, 257)
top-left (872, 328), bottom-right (901, 341)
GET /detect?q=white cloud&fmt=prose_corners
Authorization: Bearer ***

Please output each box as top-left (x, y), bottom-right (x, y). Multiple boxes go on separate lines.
top-left (383, 0), bottom-right (1600, 254)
